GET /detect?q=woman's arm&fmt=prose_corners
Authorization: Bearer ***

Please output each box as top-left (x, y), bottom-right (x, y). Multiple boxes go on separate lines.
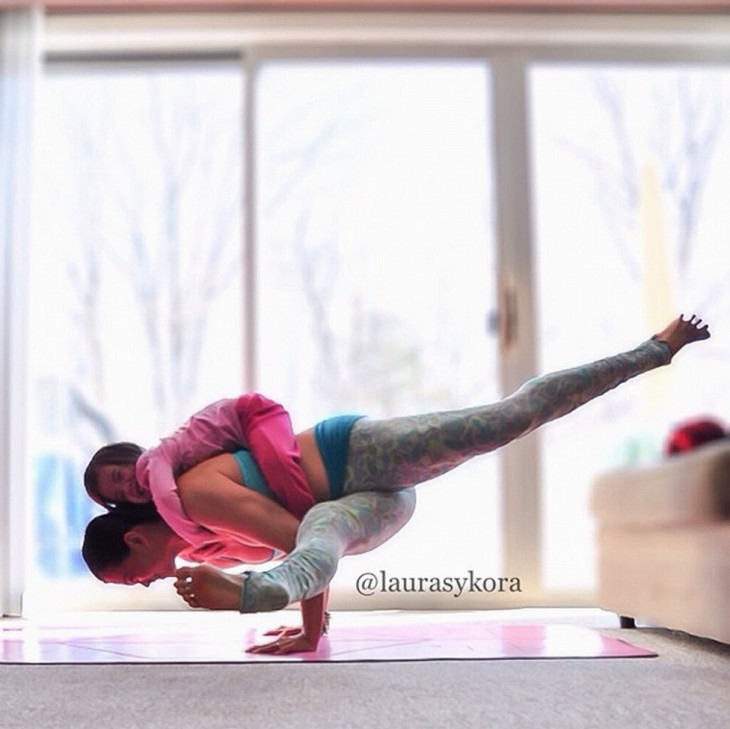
top-left (176, 462), bottom-right (301, 554)
top-left (175, 454), bottom-right (332, 653)
top-left (198, 530), bottom-right (283, 565)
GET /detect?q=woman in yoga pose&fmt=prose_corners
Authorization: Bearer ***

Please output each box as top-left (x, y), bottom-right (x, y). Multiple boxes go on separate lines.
top-left (83, 314), bottom-right (710, 654)
top-left (85, 392), bottom-right (419, 652)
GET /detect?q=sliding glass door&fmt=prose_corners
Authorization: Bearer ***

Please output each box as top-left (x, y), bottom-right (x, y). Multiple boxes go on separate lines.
top-left (254, 60), bottom-right (502, 607)
top-left (530, 63), bottom-right (730, 593)
top-left (26, 61), bottom-right (245, 608)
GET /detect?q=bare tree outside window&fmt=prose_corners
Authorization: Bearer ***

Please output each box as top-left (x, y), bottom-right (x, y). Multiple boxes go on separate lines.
top-left (30, 65), bottom-right (244, 579)
top-left (531, 65), bottom-right (730, 591)
top-left (257, 64), bottom-right (495, 421)
top-left (559, 70), bottom-right (729, 314)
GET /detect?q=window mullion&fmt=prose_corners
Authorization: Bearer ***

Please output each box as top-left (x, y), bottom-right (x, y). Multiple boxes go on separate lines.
top-left (490, 50), bottom-right (543, 597)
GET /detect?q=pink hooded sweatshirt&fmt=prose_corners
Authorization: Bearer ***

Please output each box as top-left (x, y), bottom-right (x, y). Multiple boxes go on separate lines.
top-left (134, 393), bottom-right (314, 567)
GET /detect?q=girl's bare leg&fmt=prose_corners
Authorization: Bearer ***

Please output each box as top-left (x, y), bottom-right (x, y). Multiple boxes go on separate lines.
top-left (341, 315), bottom-right (709, 494)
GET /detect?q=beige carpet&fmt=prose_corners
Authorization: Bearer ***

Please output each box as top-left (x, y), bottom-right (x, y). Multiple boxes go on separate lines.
top-left (1, 609), bottom-right (728, 729)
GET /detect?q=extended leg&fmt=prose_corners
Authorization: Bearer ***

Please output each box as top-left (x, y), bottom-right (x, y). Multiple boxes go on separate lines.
top-left (343, 316), bottom-right (709, 494)
top-left (174, 316), bottom-right (708, 615)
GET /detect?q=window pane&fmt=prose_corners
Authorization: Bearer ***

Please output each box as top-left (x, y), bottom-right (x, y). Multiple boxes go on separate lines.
top-left (256, 61), bottom-right (502, 607)
top-left (531, 64), bottom-right (730, 591)
top-left (27, 63), bottom-right (244, 608)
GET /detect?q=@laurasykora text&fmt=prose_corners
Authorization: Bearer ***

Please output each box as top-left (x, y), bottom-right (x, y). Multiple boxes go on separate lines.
top-left (355, 570), bottom-right (523, 598)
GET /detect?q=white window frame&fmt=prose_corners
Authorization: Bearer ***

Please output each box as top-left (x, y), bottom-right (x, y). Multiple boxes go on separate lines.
top-left (1, 7), bottom-right (40, 617)
top-left (5, 9), bottom-right (730, 612)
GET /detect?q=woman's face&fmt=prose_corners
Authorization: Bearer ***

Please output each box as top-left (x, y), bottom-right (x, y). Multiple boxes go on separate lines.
top-left (100, 533), bottom-right (175, 587)
top-left (95, 463), bottom-right (150, 504)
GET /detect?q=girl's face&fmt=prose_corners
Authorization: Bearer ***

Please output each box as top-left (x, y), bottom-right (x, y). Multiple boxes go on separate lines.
top-left (95, 463), bottom-right (150, 504)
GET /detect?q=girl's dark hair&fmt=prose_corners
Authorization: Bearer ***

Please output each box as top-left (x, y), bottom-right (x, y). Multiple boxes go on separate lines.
top-left (82, 503), bottom-right (161, 579)
top-left (84, 441), bottom-right (145, 507)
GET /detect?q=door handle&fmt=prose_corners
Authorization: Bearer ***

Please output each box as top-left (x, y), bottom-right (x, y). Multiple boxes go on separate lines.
top-left (487, 278), bottom-right (518, 350)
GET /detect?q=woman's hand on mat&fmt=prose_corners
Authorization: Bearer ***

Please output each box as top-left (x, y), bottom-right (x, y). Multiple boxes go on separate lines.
top-left (246, 591), bottom-right (330, 653)
top-left (263, 625), bottom-right (302, 638)
top-left (246, 629), bottom-right (320, 655)
top-left (263, 612), bottom-right (330, 638)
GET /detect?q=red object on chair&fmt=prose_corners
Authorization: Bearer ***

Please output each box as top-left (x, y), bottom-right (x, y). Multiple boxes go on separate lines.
top-left (664, 417), bottom-right (728, 457)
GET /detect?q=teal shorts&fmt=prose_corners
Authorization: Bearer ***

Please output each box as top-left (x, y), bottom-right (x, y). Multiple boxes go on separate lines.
top-left (313, 414), bottom-right (365, 499)
top-left (232, 449), bottom-right (281, 504)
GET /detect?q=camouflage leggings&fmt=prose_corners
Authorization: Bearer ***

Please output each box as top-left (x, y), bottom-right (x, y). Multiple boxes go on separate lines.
top-left (240, 338), bottom-right (671, 612)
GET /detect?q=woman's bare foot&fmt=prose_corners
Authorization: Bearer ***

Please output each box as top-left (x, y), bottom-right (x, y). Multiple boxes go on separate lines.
top-left (174, 565), bottom-right (242, 610)
top-left (654, 314), bottom-right (710, 356)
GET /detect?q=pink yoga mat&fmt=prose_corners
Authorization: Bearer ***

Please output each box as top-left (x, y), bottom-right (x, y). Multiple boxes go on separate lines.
top-left (0, 617), bottom-right (656, 664)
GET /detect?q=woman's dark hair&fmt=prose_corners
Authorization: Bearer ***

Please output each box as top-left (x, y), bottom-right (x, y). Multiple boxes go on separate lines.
top-left (84, 441), bottom-right (145, 507)
top-left (82, 503), bottom-right (161, 579)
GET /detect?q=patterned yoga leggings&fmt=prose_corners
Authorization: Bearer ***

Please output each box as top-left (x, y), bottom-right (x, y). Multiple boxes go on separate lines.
top-left (239, 337), bottom-right (671, 613)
